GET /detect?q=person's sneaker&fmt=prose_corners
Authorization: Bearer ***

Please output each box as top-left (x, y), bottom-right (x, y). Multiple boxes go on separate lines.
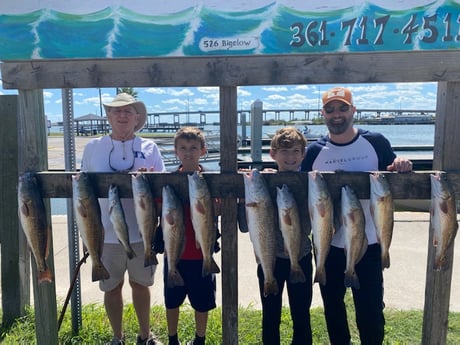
top-left (106, 336), bottom-right (125, 345)
top-left (136, 333), bottom-right (164, 345)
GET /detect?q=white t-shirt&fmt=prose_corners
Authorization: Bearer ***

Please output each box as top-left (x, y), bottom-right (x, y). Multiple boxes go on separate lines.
top-left (81, 135), bottom-right (165, 244)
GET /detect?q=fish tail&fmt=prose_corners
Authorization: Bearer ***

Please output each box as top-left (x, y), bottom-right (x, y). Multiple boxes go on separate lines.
top-left (144, 251), bottom-right (158, 267)
top-left (38, 268), bottom-right (53, 284)
top-left (289, 265), bottom-right (306, 284)
top-left (434, 255), bottom-right (448, 271)
top-left (344, 271), bottom-right (360, 289)
top-left (381, 252), bottom-right (390, 270)
top-left (263, 279), bottom-right (279, 297)
top-left (202, 257), bottom-right (220, 277)
top-left (167, 269), bottom-right (185, 288)
top-left (126, 247), bottom-right (136, 260)
top-left (314, 268), bottom-right (327, 286)
top-left (92, 263), bottom-right (110, 282)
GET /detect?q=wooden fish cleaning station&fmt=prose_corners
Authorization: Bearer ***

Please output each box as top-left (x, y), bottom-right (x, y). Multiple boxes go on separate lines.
top-left (1, 51), bottom-right (460, 344)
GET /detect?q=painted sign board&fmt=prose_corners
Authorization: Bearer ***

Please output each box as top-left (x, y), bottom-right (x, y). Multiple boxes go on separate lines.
top-left (0, 0), bottom-right (459, 60)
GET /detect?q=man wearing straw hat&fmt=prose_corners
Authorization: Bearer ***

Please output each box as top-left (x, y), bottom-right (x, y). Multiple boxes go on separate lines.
top-left (81, 93), bottom-right (165, 345)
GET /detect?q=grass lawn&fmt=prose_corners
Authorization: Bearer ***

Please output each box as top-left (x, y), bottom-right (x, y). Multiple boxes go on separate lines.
top-left (2, 294), bottom-right (460, 344)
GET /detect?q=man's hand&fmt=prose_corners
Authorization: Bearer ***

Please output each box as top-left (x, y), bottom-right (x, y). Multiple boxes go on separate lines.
top-left (387, 157), bottom-right (413, 172)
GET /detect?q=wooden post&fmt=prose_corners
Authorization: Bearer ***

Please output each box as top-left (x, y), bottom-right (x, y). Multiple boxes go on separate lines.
top-left (0, 95), bottom-right (26, 327)
top-left (422, 81), bottom-right (460, 345)
top-left (219, 86), bottom-right (239, 344)
top-left (250, 100), bottom-right (263, 163)
top-left (17, 90), bottom-right (59, 345)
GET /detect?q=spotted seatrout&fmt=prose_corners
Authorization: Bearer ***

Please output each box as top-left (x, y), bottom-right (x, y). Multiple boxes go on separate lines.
top-left (243, 169), bottom-right (278, 297)
top-left (369, 172), bottom-right (394, 269)
top-left (162, 185), bottom-right (186, 288)
top-left (72, 172), bottom-right (110, 282)
top-left (108, 184), bottom-right (136, 260)
top-left (18, 172), bottom-right (53, 284)
top-left (132, 172), bottom-right (158, 267)
top-left (430, 171), bottom-right (458, 271)
top-left (308, 171), bottom-right (334, 286)
top-left (341, 185), bottom-right (368, 289)
top-left (188, 171), bottom-right (220, 277)
top-left (276, 183), bottom-right (306, 284)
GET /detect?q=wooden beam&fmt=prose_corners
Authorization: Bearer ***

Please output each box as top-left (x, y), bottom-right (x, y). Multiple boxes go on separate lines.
top-left (0, 95), bottom-right (24, 327)
top-left (422, 82), bottom-right (460, 345)
top-left (219, 87), bottom-right (239, 345)
top-left (2, 51), bottom-right (460, 90)
top-left (17, 90), bottom-right (58, 345)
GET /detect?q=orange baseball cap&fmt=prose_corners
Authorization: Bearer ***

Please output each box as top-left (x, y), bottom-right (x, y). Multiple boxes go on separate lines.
top-left (322, 87), bottom-right (353, 106)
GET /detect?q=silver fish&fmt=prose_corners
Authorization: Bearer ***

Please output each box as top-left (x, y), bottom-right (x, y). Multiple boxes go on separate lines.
top-left (276, 184), bottom-right (306, 283)
top-left (132, 172), bottom-right (158, 267)
top-left (17, 172), bottom-right (53, 284)
top-left (243, 169), bottom-right (278, 297)
top-left (341, 185), bottom-right (368, 289)
top-left (308, 171), bottom-right (334, 286)
top-left (188, 171), bottom-right (220, 277)
top-left (72, 172), bottom-right (110, 282)
top-left (162, 185), bottom-right (186, 288)
top-left (108, 184), bottom-right (136, 260)
top-left (430, 172), bottom-right (458, 271)
top-left (369, 172), bottom-right (394, 269)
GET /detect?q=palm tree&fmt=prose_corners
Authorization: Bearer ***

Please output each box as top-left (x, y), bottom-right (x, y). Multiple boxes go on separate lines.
top-left (116, 87), bottom-right (138, 98)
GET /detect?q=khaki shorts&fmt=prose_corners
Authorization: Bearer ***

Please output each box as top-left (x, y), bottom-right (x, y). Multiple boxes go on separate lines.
top-left (99, 242), bottom-right (157, 292)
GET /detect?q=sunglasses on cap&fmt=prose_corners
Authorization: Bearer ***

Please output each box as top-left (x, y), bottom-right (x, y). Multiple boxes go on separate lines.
top-left (323, 104), bottom-right (350, 114)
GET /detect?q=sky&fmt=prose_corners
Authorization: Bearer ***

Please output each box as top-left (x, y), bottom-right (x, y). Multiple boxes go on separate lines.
top-left (0, 79), bottom-right (438, 125)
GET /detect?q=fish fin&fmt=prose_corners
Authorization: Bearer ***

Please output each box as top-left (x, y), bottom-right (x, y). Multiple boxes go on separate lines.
top-left (168, 269), bottom-right (185, 288)
top-left (92, 263), bottom-right (110, 282)
top-left (439, 200), bottom-right (449, 215)
top-left (382, 252), bottom-right (390, 270)
top-left (144, 250), bottom-right (158, 267)
top-left (263, 279), bottom-right (279, 297)
top-left (314, 268), bottom-right (326, 286)
top-left (195, 200), bottom-right (206, 215)
top-left (77, 203), bottom-right (88, 218)
top-left (126, 245), bottom-right (136, 260)
top-left (344, 271), bottom-right (360, 289)
top-left (38, 268), bottom-right (53, 284)
top-left (19, 201), bottom-right (30, 217)
top-left (289, 266), bottom-right (306, 284)
top-left (283, 211), bottom-right (293, 226)
top-left (165, 212), bottom-right (175, 226)
top-left (317, 203), bottom-right (326, 218)
top-left (202, 257), bottom-right (220, 277)
top-left (246, 202), bottom-right (258, 208)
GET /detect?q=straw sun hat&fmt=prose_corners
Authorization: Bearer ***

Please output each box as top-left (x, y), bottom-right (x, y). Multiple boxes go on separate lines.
top-left (103, 93), bottom-right (147, 132)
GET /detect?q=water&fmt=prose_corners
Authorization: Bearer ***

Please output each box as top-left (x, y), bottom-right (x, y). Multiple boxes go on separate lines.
top-left (50, 123), bottom-right (434, 215)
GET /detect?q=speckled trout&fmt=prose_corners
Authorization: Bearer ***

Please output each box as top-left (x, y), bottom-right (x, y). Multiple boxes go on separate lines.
top-left (341, 185), bottom-right (367, 289)
top-left (72, 172), bottom-right (110, 282)
top-left (243, 169), bottom-right (278, 297)
top-left (132, 172), bottom-right (158, 267)
top-left (308, 171), bottom-right (334, 286)
top-left (108, 184), bottom-right (136, 260)
top-left (276, 183), bottom-right (306, 283)
top-left (188, 171), bottom-right (220, 277)
top-left (369, 172), bottom-right (394, 270)
top-left (430, 171), bottom-right (458, 271)
top-left (162, 185), bottom-right (185, 288)
top-left (18, 172), bottom-right (53, 284)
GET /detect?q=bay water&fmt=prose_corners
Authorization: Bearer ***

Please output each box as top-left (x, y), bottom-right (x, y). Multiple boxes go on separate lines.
top-left (50, 123), bottom-right (434, 215)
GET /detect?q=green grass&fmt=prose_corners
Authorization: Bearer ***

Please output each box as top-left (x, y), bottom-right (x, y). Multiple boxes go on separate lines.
top-left (1, 295), bottom-right (460, 345)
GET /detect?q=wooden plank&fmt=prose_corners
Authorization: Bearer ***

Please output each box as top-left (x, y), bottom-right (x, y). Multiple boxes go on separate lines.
top-left (17, 90), bottom-right (58, 345)
top-left (219, 87), bottom-right (238, 345)
top-left (1, 51), bottom-right (460, 90)
top-left (422, 82), bottom-right (460, 345)
top-left (0, 95), bottom-right (24, 327)
top-left (36, 170), bottom-right (460, 200)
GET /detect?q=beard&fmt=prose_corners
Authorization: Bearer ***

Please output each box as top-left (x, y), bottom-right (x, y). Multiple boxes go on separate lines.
top-left (325, 116), bottom-right (353, 135)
